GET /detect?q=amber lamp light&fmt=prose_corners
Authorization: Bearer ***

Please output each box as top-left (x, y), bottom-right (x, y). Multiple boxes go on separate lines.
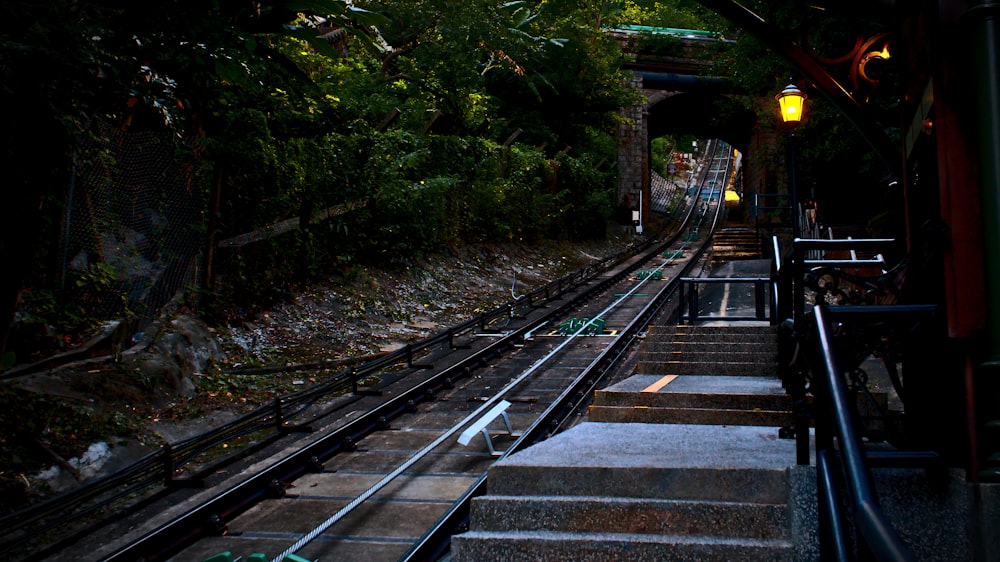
top-left (775, 83), bottom-right (807, 125)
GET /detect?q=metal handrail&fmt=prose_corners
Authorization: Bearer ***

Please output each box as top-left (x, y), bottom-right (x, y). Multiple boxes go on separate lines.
top-left (771, 235), bottom-right (783, 326)
top-left (812, 304), bottom-right (915, 562)
top-left (678, 276), bottom-right (771, 322)
top-left (792, 237), bottom-right (897, 322)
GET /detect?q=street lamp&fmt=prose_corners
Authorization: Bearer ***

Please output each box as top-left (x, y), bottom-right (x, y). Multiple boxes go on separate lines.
top-left (776, 83), bottom-right (807, 125)
top-left (775, 83), bottom-right (807, 238)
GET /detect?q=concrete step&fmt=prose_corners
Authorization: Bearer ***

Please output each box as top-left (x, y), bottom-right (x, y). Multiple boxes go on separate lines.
top-left (714, 234), bottom-right (760, 241)
top-left (490, 461), bottom-right (789, 503)
top-left (588, 405), bottom-right (794, 426)
top-left (646, 325), bottom-right (777, 345)
top-left (468, 495), bottom-right (789, 538)
top-left (487, 423), bottom-right (793, 504)
top-left (451, 530), bottom-right (794, 562)
top-left (451, 423), bottom-right (811, 562)
top-left (593, 375), bottom-right (790, 410)
top-left (714, 242), bottom-right (761, 249)
top-left (641, 340), bottom-right (777, 354)
top-left (714, 251), bottom-right (764, 259)
top-left (591, 375), bottom-right (792, 425)
top-left (636, 360), bottom-right (775, 377)
top-left (713, 240), bottom-right (761, 248)
top-left (714, 229), bottom-right (760, 240)
top-left (645, 334), bottom-right (776, 346)
top-left (646, 331), bottom-right (778, 345)
top-left (638, 350), bottom-right (776, 363)
top-left (649, 325), bottom-right (776, 336)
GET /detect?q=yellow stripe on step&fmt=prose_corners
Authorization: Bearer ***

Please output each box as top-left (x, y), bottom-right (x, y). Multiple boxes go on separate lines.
top-left (642, 374), bottom-right (678, 392)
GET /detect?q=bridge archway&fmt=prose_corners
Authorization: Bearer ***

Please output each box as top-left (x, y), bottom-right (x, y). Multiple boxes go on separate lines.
top-left (616, 75), bottom-right (756, 229)
top-left (647, 91), bottom-right (755, 153)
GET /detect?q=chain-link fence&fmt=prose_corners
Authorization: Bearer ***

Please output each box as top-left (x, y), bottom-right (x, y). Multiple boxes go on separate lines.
top-left (58, 123), bottom-right (204, 333)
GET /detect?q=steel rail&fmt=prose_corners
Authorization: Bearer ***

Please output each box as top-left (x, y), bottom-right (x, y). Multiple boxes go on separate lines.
top-left (98, 222), bottom-right (695, 562)
top-left (76, 142), bottom-right (731, 562)
top-left (284, 211), bottom-right (707, 561)
top-left (0, 231), bottom-right (650, 559)
top-left (100, 142), bottom-right (732, 561)
top-left (402, 141), bottom-right (734, 561)
top-left (274, 265), bottom-right (663, 561)
top-left (402, 210), bottom-right (718, 562)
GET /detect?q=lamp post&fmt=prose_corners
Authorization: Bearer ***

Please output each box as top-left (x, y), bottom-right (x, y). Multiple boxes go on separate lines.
top-left (775, 83), bottom-right (807, 239)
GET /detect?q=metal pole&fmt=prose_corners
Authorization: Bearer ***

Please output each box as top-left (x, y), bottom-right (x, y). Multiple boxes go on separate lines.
top-left (967, 1), bottom-right (1000, 364)
top-left (755, 279), bottom-right (766, 320)
top-left (794, 241), bottom-right (804, 323)
top-left (967, 0), bottom-right (1000, 486)
top-left (639, 181), bottom-right (644, 234)
top-left (679, 282), bottom-right (687, 323)
top-left (789, 130), bottom-right (800, 239)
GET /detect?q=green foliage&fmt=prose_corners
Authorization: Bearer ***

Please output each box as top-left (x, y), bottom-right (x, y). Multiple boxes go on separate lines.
top-left (650, 137), bottom-right (672, 176)
top-left (4, 0), bottom-right (665, 326)
top-left (0, 382), bottom-right (143, 483)
top-left (612, 1), bottom-right (724, 30)
top-left (21, 262), bottom-right (124, 337)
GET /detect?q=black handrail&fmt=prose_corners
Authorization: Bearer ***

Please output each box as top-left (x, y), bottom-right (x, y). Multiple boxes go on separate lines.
top-left (771, 234), bottom-right (783, 324)
top-left (812, 304), bottom-right (916, 562)
top-left (678, 276), bottom-right (771, 322)
top-left (792, 238), bottom-right (896, 322)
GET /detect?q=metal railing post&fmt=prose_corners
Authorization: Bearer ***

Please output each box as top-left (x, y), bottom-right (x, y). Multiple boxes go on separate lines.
top-left (274, 397), bottom-right (285, 431)
top-left (689, 282), bottom-right (699, 323)
top-left (162, 443), bottom-right (175, 486)
top-left (755, 279), bottom-right (766, 320)
top-left (678, 281), bottom-right (687, 323)
top-left (793, 238), bottom-right (805, 324)
top-left (812, 304), bottom-right (916, 561)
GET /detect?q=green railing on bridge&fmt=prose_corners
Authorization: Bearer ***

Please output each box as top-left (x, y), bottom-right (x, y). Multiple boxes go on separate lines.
top-left (609, 24), bottom-right (727, 41)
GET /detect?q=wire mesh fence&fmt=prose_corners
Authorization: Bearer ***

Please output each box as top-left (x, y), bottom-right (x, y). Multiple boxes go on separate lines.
top-left (58, 123), bottom-right (204, 332)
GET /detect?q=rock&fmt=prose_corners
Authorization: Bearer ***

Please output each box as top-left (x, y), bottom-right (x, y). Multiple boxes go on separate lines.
top-left (35, 439), bottom-right (151, 493)
top-left (126, 314), bottom-right (225, 399)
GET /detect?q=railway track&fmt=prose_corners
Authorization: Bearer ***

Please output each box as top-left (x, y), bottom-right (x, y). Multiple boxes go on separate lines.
top-left (23, 142), bottom-right (737, 562)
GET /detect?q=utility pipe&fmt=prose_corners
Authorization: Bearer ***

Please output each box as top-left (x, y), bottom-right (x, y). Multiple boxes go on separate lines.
top-left (966, 0), bottom-right (1000, 484)
top-left (966, 1), bottom-right (1000, 365)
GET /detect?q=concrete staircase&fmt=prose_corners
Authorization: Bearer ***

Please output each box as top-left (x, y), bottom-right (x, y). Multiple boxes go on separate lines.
top-left (712, 227), bottom-right (763, 260)
top-left (450, 423), bottom-right (815, 562)
top-left (634, 325), bottom-right (778, 377)
top-left (451, 324), bottom-right (820, 561)
top-left (592, 324), bottom-right (790, 425)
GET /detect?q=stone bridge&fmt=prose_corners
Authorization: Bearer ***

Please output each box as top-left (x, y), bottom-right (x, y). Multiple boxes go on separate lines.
top-left (611, 26), bottom-right (756, 229)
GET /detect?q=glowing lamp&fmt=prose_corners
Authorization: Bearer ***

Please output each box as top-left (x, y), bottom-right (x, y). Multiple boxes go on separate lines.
top-left (775, 83), bottom-right (807, 125)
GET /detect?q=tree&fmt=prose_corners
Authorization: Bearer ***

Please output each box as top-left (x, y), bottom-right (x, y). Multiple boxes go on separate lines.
top-left (0, 0), bottom-right (387, 357)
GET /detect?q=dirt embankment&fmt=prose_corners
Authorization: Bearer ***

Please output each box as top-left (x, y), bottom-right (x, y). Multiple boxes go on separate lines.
top-left (0, 236), bottom-right (634, 513)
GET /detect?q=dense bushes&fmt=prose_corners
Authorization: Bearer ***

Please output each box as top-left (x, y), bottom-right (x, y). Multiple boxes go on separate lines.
top-left (209, 126), bottom-right (616, 315)
top-left (3, 0), bottom-right (639, 340)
